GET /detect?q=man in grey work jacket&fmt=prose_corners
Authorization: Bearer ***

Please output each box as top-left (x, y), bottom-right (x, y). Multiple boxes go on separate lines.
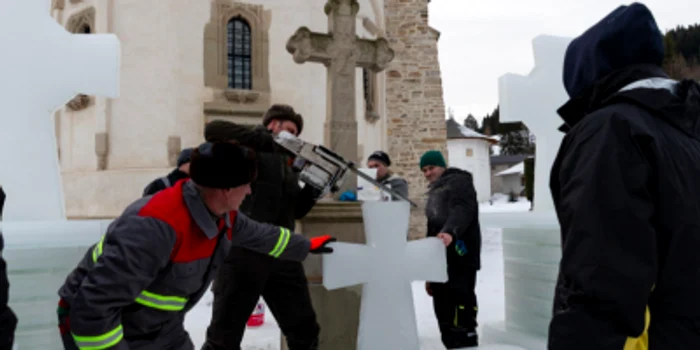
top-left (366, 150), bottom-right (409, 201)
top-left (56, 141), bottom-right (336, 350)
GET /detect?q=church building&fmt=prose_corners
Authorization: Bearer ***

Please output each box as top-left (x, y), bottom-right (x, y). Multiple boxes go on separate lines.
top-left (49, 0), bottom-right (447, 238)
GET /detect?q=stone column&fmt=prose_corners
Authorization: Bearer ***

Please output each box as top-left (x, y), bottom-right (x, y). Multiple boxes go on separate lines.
top-left (384, 0), bottom-right (448, 240)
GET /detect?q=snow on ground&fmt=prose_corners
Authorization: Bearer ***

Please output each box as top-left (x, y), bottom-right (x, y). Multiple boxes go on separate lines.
top-left (480, 193), bottom-right (531, 213)
top-left (185, 197), bottom-right (530, 349)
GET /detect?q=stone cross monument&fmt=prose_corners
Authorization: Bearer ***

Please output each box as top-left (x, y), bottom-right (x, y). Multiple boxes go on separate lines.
top-left (284, 1), bottom-right (395, 349)
top-left (286, 0), bottom-right (394, 197)
top-left (0, 0), bottom-right (120, 222)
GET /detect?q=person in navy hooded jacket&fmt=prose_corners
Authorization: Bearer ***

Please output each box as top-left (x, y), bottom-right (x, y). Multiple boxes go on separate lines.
top-left (0, 186), bottom-right (17, 349)
top-left (548, 3), bottom-right (700, 349)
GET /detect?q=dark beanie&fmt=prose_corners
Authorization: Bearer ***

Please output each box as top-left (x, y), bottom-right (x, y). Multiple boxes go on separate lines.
top-left (419, 150), bottom-right (446, 169)
top-left (189, 142), bottom-right (257, 189)
top-left (368, 151), bottom-right (391, 166)
top-left (563, 3), bottom-right (664, 98)
top-left (177, 148), bottom-right (193, 167)
top-left (262, 104), bottom-right (304, 135)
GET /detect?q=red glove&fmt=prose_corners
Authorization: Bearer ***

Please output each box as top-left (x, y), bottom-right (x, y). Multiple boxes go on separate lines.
top-left (309, 235), bottom-right (336, 254)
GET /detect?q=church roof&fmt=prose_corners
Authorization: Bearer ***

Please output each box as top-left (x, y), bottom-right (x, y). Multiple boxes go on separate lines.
top-left (496, 162), bottom-right (524, 176)
top-left (490, 154), bottom-right (528, 166)
top-left (446, 118), bottom-right (498, 144)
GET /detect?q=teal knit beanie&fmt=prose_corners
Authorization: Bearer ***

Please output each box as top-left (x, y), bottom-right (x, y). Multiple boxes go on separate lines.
top-left (419, 150), bottom-right (446, 169)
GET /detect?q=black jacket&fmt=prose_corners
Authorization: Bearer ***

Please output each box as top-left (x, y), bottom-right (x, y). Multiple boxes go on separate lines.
top-left (0, 233), bottom-right (17, 349)
top-left (425, 168), bottom-right (481, 270)
top-left (204, 122), bottom-right (319, 230)
top-left (142, 168), bottom-right (190, 197)
top-left (0, 186), bottom-right (5, 219)
top-left (548, 57), bottom-right (700, 350)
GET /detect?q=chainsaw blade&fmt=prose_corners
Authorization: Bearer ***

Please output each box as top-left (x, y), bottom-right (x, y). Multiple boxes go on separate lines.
top-left (347, 164), bottom-right (418, 208)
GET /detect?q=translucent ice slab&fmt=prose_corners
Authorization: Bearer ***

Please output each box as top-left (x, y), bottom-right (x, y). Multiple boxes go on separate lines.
top-left (1, 220), bottom-right (111, 349)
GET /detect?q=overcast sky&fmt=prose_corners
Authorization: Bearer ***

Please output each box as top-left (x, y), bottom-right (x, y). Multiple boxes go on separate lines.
top-left (428, 0), bottom-right (699, 122)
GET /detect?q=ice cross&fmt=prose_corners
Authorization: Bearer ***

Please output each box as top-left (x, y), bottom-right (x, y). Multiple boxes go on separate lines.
top-left (323, 201), bottom-right (447, 350)
top-left (0, 0), bottom-right (120, 221)
top-left (498, 35), bottom-right (572, 213)
top-left (285, 0), bottom-right (394, 196)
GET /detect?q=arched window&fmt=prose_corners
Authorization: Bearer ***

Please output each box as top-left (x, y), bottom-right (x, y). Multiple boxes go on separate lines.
top-left (227, 17), bottom-right (252, 90)
top-left (362, 68), bottom-right (374, 112)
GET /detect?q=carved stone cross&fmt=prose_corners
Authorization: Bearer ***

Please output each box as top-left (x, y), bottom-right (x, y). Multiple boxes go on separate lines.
top-left (0, 0), bottom-right (120, 221)
top-left (322, 201), bottom-right (448, 350)
top-left (498, 35), bottom-right (572, 213)
top-left (286, 0), bottom-right (394, 196)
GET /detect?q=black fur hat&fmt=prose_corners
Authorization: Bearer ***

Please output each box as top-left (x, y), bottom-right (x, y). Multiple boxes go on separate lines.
top-left (262, 104), bottom-right (304, 135)
top-left (189, 142), bottom-right (257, 189)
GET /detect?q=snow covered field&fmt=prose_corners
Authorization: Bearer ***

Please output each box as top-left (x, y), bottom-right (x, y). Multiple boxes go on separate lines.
top-left (184, 195), bottom-right (531, 349)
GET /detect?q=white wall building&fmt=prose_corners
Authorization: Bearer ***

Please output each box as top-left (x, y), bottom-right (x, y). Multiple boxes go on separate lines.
top-left (445, 118), bottom-right (497, 202)
top-left (496, 161), bottom-right (525, 196)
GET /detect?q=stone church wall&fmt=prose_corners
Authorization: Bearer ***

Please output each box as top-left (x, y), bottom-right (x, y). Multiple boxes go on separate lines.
top-left (384, 0), bottom-right (448, 239)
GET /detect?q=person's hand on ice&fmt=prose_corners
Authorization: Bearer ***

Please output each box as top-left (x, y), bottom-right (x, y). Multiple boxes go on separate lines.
top-left (425, 282), bottom-right (433, 297)
top-left (309, 235), bottom-right (336, 254)
top-left (436, 232), bottom-right (453, 246)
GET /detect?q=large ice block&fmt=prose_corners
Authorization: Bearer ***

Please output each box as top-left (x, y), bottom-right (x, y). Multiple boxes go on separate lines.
top-left (0, 0), bottom-right (120, 221)
top-left (1, 220), bottom-right (112, 349)
top-left (322, 201), bottom-right (447, 350)
top-left (480, 212), bottom-right (560, 349)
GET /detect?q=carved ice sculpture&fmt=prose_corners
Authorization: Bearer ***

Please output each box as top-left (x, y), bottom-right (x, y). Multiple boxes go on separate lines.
top-left (479, 35), bottom-right (573, 348)
top-left (323, 201), bottom-right (447, 350)
top-left (0, 1), bottom-right (120, 348)
top-left (0, 0), bottom-right (120, 221)
top-left (498, 35), bottom-right (571, 213)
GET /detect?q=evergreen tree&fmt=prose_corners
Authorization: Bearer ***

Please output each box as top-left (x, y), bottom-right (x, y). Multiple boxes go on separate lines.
top-left (463, 114), bottom-right (479, 130)
top-left (499, 129), bottom-right (532, 155)
top-left (480, 113), bottom-right (491, 134)
top-left (663, 23), bottom-right (700, 80)
top-left (490, 106), bottom-right (500, 130)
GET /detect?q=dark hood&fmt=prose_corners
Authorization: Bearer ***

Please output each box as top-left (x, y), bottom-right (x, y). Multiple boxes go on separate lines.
top-left (562, 3), bottom-right (664, 100)
top-left (558, 64), bottom-right (668, 130)
top-left (430, 167), bottom-right (472, 189)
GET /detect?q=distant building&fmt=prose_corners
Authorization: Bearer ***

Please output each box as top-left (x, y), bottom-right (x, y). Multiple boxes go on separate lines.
top-left (495, 161), bottom-right (525, 196)
top-left (445, 118), bottom-right (498, 202)
top-left (490, 154), bottom-right (528, 195)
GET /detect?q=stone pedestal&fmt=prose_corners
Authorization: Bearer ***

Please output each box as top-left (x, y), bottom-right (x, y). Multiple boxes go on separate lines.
top-left (281, 200), bottom-right (364, 350)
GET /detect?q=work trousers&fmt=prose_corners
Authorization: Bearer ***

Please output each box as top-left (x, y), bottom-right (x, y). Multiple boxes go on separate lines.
top-left (430, 267), bottom-right (479, 349)
top-left (203, 246), bottom-right (319, 350)
top-left (57, 299), bottom-right (194, 350)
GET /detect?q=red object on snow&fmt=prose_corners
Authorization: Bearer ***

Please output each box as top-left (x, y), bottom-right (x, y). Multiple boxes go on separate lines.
top-left (247, 300), bottom-right (265, 327)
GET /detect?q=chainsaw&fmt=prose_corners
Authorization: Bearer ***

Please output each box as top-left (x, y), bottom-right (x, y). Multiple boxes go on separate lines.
top-left (273, 131), bottom-right (417, 208)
